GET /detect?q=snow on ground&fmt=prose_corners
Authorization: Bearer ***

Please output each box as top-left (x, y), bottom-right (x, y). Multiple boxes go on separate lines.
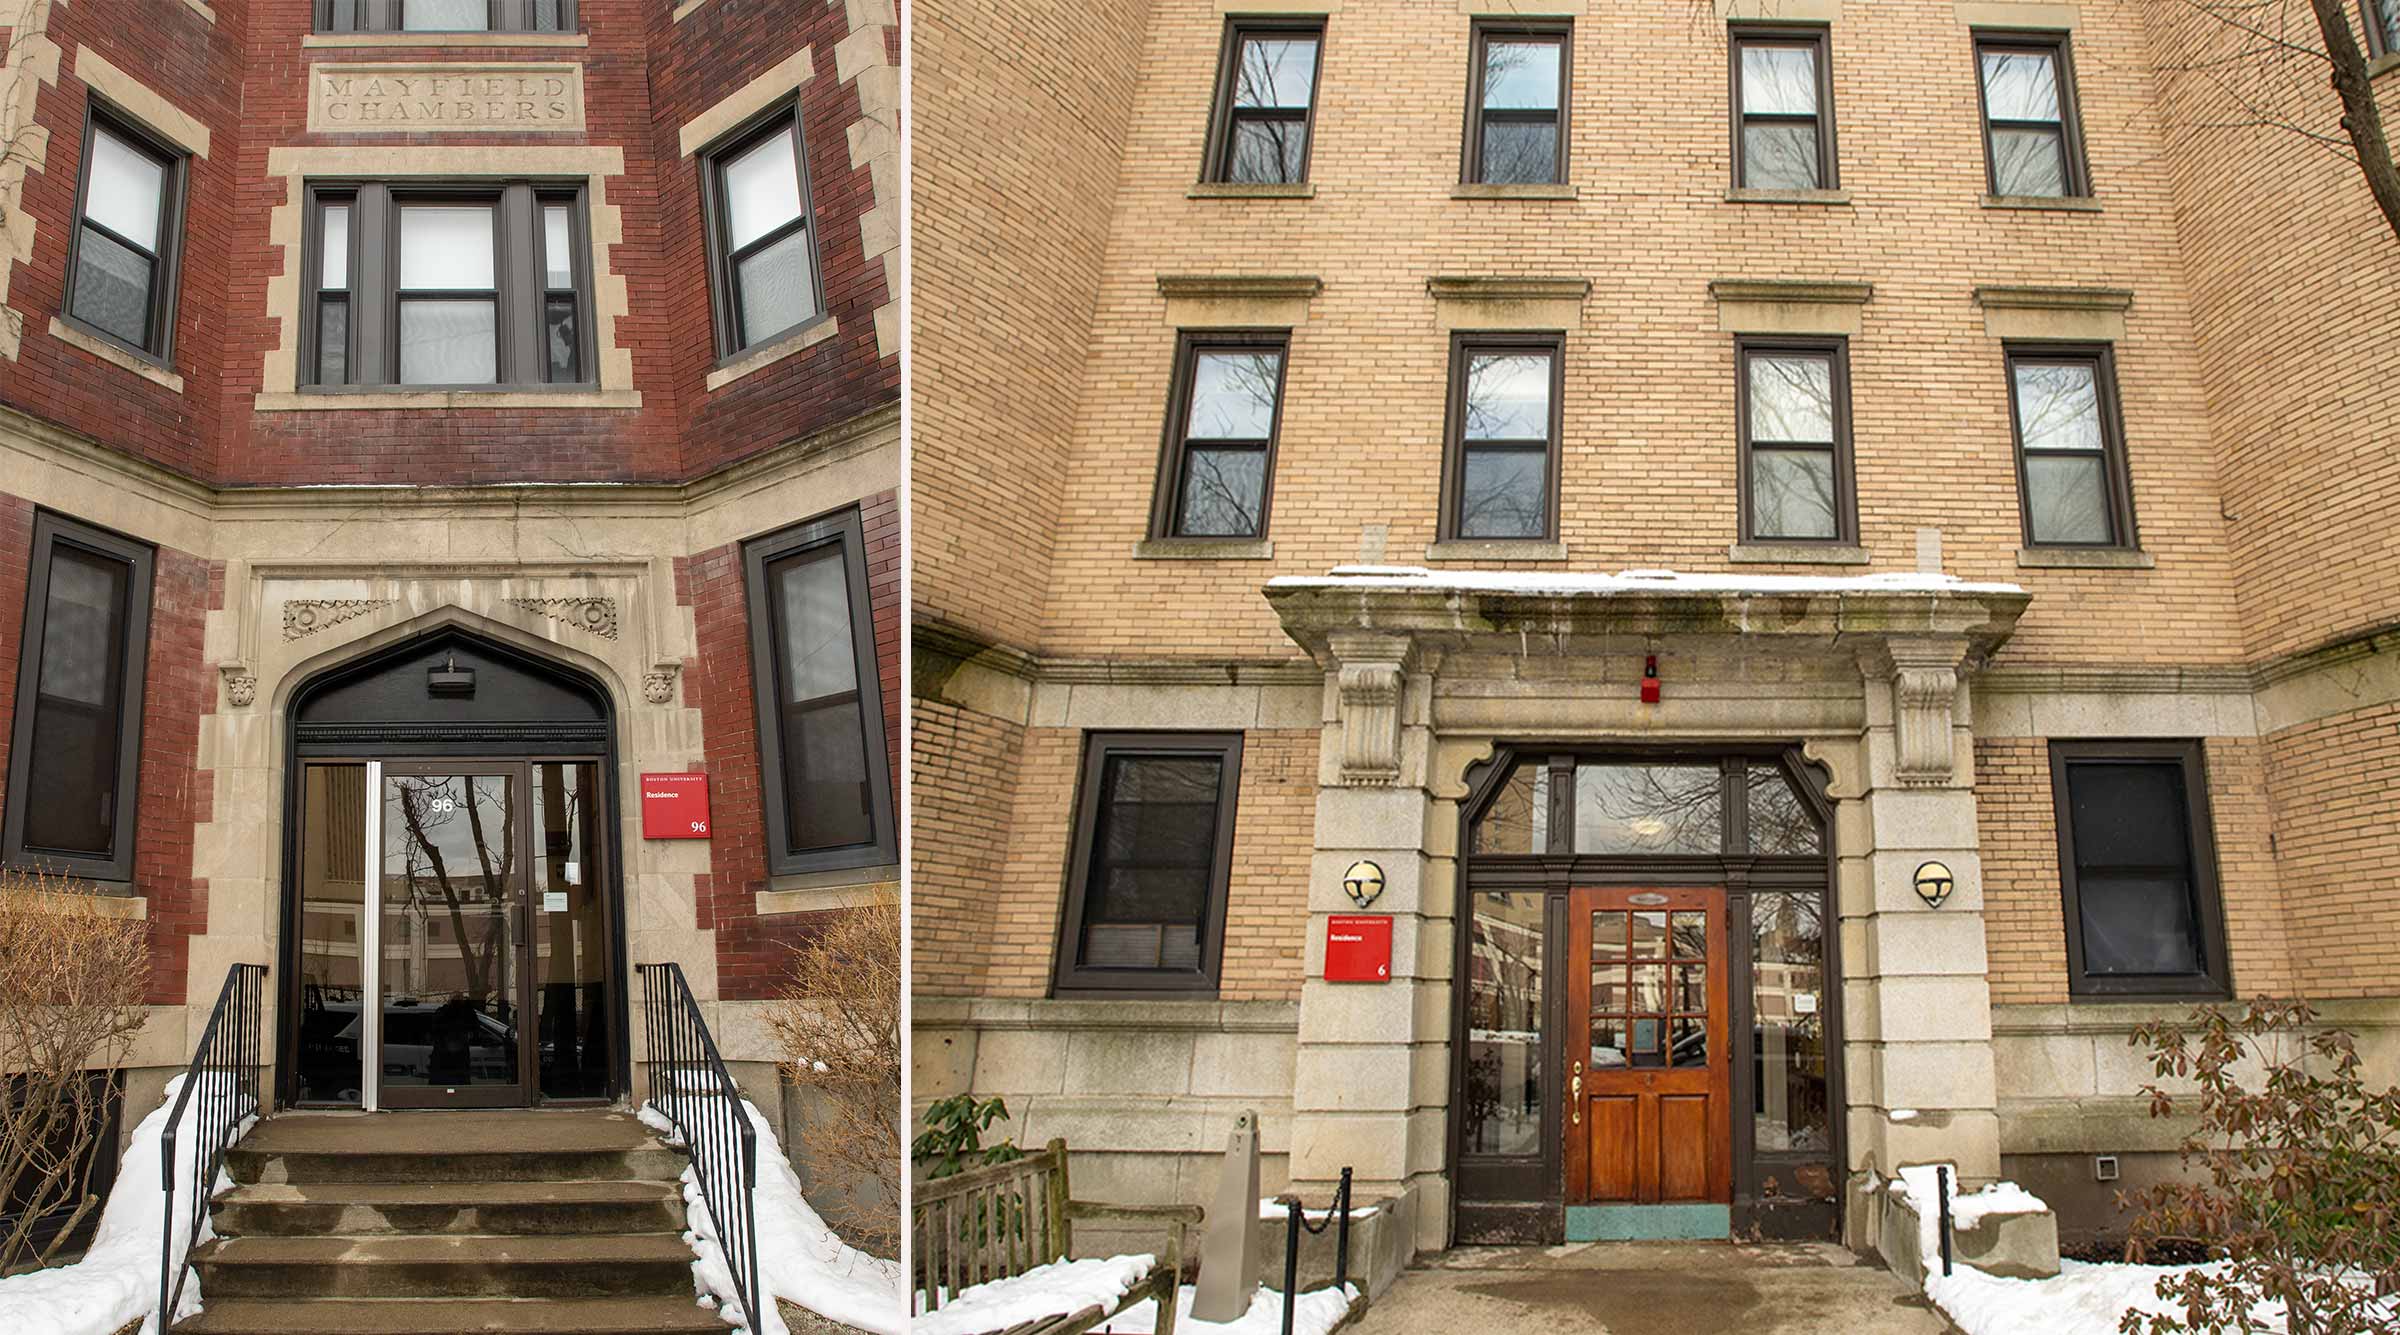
top-left (912, 1255), bottom-right (1156, 1335)
top-left (1927, 1259), bottom-right (2286, 1335)
top-left (1090, 1283), bottom-right (1356, 1335)
top-left (1267, 565), bottom-right (2026, 597)
top-left (0, 1074), bottom-right (252, 1335)
top-left (640, 1098), bottom-right (906, 1335)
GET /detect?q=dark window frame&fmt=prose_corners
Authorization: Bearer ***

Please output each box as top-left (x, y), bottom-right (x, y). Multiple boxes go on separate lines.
top-left (1972, 30), bottom-right (2092, 198)
top-left (741, 506), bottom-right (897, 878)
top-left (2367, 0), bottom-right (2400, 57)
top-left (313, 0), bottom-right (577, 32)
top-left (1463, 20), bottom-right (1572, 186)
top-left (1728, 24), bottom-right (1838, 190)
top-left (2, 511), bottom-right (155, 888)
top-left (300, 179), bottom-right (594, 391)
top-left (2004, 342), bottom-right (2138, 550)
top-left (1735, 335), bottom-right (1857, 546)
top-left (2049, 740), bottom-right (2231, 1001)
top-left (1202, 17), bottom-right (1327, 185)
top-left (61, 102), bottom-right (188, 366)
top-left (1148, 329), bottom-right (1292, 542)
top-left (699, 97), bottom-right (825, 361)
top-left (1440, 332), bottom-right (1564, 543)
top-left (1052, 731), bottom-right (1244, 998)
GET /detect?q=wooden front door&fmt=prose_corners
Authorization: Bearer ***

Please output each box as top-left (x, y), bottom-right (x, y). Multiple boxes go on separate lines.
top-left (1565, 887), bottom-right (1731, 1204)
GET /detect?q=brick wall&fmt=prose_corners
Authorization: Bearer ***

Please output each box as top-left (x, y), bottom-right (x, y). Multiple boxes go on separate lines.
top-left (132, 546), bottom-right (215, 1006)
top-left (2259, 703), bottom-right (2400, 1000)
top-left (909, 697), bottom-right (1027, 996)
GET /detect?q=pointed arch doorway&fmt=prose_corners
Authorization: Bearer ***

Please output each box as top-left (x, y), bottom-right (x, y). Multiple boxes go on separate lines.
top-left (275, 626), bottom-right (631, 1110)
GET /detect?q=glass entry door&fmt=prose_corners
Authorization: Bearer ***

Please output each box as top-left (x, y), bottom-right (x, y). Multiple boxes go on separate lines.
top-left (1565, 886), bottom-right (1731, 1205)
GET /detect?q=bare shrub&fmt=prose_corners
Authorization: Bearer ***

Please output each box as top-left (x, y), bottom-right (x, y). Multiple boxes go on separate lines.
top-left (767, 892), bottom-right (901, 1257)
top-left (0, 868), bottom-right (151, 1272)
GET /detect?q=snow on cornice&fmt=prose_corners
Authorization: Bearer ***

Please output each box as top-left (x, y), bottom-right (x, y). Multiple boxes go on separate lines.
top-left (1265, 565), bottom-right (2028, 598)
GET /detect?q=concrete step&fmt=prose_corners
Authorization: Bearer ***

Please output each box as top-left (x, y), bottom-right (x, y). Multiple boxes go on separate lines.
top-left (227, 1111), bottom-right (683, 1186)
top-left (175, 1296), bottom-right (730, 1334)
top-left (213, 1180), bottom-right (686, 1237)
top-left (192, 1233), bottom-right (699, 1300)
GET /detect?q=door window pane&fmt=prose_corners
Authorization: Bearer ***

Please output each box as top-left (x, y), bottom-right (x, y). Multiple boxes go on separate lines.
top-left (23, 548), bottom-right (128, 856)
top-left (1078, 755), bottom-right (1223, 972)
top-left (1464, 892), bottom-right (1544, 1156)
top-left (1752, 893), bottom-right (1828, 1154)
top-left (1573, 764), bottom-right (1723, 854)
top-left (84, 128), bottom-right (165, 251)
top-left (724, 126), bottom-right (803, 250)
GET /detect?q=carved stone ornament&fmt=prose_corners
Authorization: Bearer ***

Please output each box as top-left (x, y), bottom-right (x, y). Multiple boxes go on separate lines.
top-left (221, 666), bottom-right (257, 708)
top-left (1886, 640), bottom-right (1966, 787)
top-left (508, 597), bottom-right (620, 640)
top-left (1328, 633), bottom-right (1411, 787)
top-left (282, 599), bottom-right (396, 640)
top-left (643, 667), bottom-right (679, 705)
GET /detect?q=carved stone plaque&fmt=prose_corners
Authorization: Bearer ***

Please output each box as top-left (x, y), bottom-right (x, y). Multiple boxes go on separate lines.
top-left (308, 63), bottom-right (587, 134)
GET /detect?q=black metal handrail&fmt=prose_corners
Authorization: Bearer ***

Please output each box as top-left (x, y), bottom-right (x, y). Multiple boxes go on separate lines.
top-left (638, 961), bottom-right (762, 1332)
top-left (158, 962), bottom-right (266, 1329)
top-left (1275, 1166), bottom-right (1354, 1335)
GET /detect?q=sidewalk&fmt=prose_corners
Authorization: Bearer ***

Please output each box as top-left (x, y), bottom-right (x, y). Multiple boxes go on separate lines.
top-left (1344, 1241), bottom-right (1955, 1335)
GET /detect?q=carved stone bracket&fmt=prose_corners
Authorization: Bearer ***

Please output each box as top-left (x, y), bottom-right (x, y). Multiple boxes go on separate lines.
top-left (1882, 639), bottom-right (1968, 787)
top-left (282, 599), bottom-right (396, 640)
top-left (1327, 632), bottom-right (1412, 787)
top-left (643, 666), bottom-right (679, 705)
top-left (508, 596), bottom-right (620, 640)
top-left (220, 665), bottom-right (257, 708)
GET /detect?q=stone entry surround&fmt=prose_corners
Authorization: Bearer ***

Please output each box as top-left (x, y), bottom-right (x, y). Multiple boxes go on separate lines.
top-left (1264, 566), bottom-right (2032, 1253)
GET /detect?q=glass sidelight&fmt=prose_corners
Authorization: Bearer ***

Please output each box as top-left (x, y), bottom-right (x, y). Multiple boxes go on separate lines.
top-left (532, 762), bottom-right (609, 1100)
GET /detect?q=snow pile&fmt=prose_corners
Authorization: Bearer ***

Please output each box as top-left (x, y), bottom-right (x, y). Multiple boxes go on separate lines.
top-left (1255, 1197), bottom-right (1378, 1222)
top-left (1268, 565), bottom-right (2026, 597)
top-left (639, 1098), bottom-right (905, 1335)
top-left (913, 1255), bottom-right (1156, 1335)
top-left (1093, 1282), bottom-right (1357, 1335)
top-left (1926, 1259), bottom-right (2286, 1335)
top-left (1891, 1164), bottom-right (2047, 1267)
top-left (0, 1073), bottom-right (255, 1335)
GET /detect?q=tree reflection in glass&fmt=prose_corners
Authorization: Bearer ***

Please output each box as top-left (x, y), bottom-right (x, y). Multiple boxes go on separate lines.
top-left (1573, 763), bottom-right (1722, 855)
top-left (1746, 351), bottom-right (1838, 540)
top-left (1458, 351), bottom-right (1552, 539)
top-left (1176, 349), bottom-right (1282, 537)
top-left (1464, 892), bottom-right (1545, 1155)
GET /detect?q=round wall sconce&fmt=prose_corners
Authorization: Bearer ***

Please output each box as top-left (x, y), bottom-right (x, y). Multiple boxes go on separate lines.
top-left (1914, 860), bottom-right (1956, 909)
top-left (1342, 860), bottom-right (1385, 910)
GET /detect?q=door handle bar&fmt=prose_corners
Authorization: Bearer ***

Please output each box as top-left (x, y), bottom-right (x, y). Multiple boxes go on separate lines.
top-left (1571, 1059), bottom-right (1583, 1126)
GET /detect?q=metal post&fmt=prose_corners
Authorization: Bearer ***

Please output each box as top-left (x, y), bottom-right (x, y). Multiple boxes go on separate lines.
top-left (1935, 1166), bottom-right (1953, 1279)
top-left (1334, 1167), bottom-right (1352, 1294)
top-left (1281, 1203), bottom-right (1300, 1335)
top-left (361, 760), bottom-right (383, 1111)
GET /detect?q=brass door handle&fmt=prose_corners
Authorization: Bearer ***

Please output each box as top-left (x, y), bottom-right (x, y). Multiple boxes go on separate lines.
top-left (1571, 1060), bottom-right (1583, 1125)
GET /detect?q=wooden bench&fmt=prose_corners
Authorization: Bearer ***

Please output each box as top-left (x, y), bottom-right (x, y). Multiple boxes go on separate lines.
top-left (913, 1137), bottom-right (1200, 1335)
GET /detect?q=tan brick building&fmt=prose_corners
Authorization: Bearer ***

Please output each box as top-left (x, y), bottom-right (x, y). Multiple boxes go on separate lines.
top-left (912, 0), bottom-right (2400, 1263)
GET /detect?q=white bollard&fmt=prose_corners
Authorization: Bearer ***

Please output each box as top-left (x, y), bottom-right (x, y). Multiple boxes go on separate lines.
top-left (1192, 1109), bottom-right (1261, 1322)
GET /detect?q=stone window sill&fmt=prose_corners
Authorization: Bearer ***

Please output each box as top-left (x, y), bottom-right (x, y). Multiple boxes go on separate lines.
top-left (1452, 183), bottom-right (1578, 201)
top-left (758, 864), bottom-right (899, 915)
top-left (2016, 547), bottom-right (2154, 570)
top-left (301, 31), bottom-right (591, 47)
top-left (50, 318), bottom-right (183, 393)
top-left (1728, 542), bottom-right (1869, 565)
top-left (1188, 182), bottom-right (1316, 200)
top-left (1134, 538), bottom-right (1275, 560)
top-left (2372, 53), bottom-right (2398, 80)
top-left (1982, 194), bottom-right (2103, 213)
top-left (256, 388), bottom-right (644, 411)
top-left (1723, 187), bottom-right (1851, 207)
top-left (707, 314), bottom-right (838, 392)
top-left (1424, 539), bottom-right (1567, 561)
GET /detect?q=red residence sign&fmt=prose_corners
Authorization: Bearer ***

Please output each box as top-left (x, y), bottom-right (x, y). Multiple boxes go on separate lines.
top-left (1324, 914), bottom-right (1393, 982)
top-left (641, 773), bottom-right (711, 839)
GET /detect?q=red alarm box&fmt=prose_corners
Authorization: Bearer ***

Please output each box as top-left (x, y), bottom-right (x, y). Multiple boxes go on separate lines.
top-left (1325, 914), bottom-right (1393, 982)
top-left (640, 773), bottom-right (712, 839)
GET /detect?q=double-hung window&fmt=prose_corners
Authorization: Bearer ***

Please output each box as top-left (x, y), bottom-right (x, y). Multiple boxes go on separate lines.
top-left (65, 109), bottom-right (185, 361)
top-left (315, 0), bottom-right (575, 32)
top-left (304, 182), bottom-right (592, 389)
top-left (1442, 336), bottom-right (1561, 541)
top-left (2050, 741), bottom-right (2229, 999)
top-left (3, 513), bottom-right (154, 886)
top-left (1055, 732), bottom-right (1243, 995)
top-left (1205, 20), bottom-right (1324, 184)
top-left (1975, 32), bottom-right (2090, 198)
top-left (1737, 338), bottom-right (1855, 544)
top-left (1151, 333), bottom-right (1289, 541)
top-left (743, 507), bottom-right (897, 876)
top-left (2007, 345), bottom-right (2135, 548)
top-left (702, 101), bottom-right (822, 356)
top-left (1731, 27), bottom-right (1835, 191)
top-left (2368, 0), bottom-right (2400, 57)
top-left (1465, 22), bottom-right (1569, 185)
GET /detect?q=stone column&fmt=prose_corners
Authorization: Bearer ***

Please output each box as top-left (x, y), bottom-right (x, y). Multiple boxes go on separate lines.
top-left (1288, 633), bottom-right (1450, 1254)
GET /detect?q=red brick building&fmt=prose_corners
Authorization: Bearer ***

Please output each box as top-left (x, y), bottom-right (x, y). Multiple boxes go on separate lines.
top-left (0, 0), bottom-right (896, 1170)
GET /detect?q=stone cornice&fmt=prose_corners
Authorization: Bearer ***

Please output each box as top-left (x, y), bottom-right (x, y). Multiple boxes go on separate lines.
top-left (1972, 284), bottom-right (2135, 312)
top-left (1155, 274), bottom-right (1324, 301)
top-left (1709, 279), bottom-right (1874, 305)
top-left (1424, 276), bottom-right (1592, 303)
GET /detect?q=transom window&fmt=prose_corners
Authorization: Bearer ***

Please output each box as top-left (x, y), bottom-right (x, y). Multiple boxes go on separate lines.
top-left (1152, 332), bottom-right (1289, 540)
top-left (1975, 32), bottom-right (2089, 198)
top-left (1206, 20), bottom-right (1324, 184)
top-left (2006, 345), bottom-right (2135, 548)
top-left (3, 513), bottom-right (154, 886)
top-left (316, 0), bottom-right (575, 31)
top-left (2050, 741), bottom-right (2229, 998)
top-left (1471, 756), bottom-right (1824, 858)
top-left (65, 110), bottom-right (185, 361)
top-left (703, 102), bottom-right (821, 357)
top-left (1466, 22), bottom-right (1569, 185)
top-left (1443, 337), bottom-right (1561, 542)
top-left (305, 182), bottom-right (591, 390)
top-left (1055, 733), bottom-right (1243, 995)
top-left (1731, 27), bottom-right (1835, 191)
top-left (1738, 338), bottom-right (1855, 545)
